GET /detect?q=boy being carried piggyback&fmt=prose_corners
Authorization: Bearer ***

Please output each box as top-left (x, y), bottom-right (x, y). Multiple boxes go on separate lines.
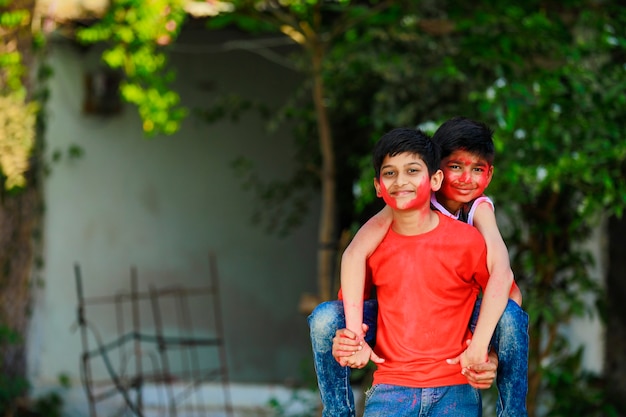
top-left (308, 117), bottom-right (529, 417)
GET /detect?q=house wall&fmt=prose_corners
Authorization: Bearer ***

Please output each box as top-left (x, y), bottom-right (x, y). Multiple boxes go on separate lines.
top-left (28, 27), bottom-right (320, 394)
top-left (568, 217), bottom-right (607, 373)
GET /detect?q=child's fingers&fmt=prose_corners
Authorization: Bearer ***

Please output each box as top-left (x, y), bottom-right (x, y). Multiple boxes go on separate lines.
top-left (335, 328), bottom-right (357, 339)
top-left (333, 330), bottom-right (362, 347)
top-left (369, 351), bottom-right (385, 364)
top-left (462, 364), bottom-right (496, 389)
top-left (334, 349), bottom-right (355, 357)
top-left (446, 354), bottom-right (461, 365)
top-left (346, 350), bottom-right (372, 368)
top-left (332, 336), bottom-right (364, 359)
top-left (336, 338), bottom-right (362, 348)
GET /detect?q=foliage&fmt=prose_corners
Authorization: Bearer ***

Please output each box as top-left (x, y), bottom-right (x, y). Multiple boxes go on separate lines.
top-left (76, 0), bottom-right (189, 135)
top-left (27, 391), bottom-right (64, 417)
top-left (0, 4), bottom-right (55, 415)
top-left (267, 389), bottom-right (319, 417)
top-left (11, 373), bottom-right (69, 417)
top-left (451, 2), bottom-right (626, 413)
top-left (0, 2), bottom-right (40, 190)
top-left (0, 374), bottom-right (29, 416)
top-left (0, 324), bottom-right (28, 414)
top-left (292, 1), bottom-right (626, 415)
top-left (543, 347), bottom-right (618, 417)
top-left (0, 380), bottom-right (68, 417)
top-left (267, 359), bottom-right (320, 417)
top-left (0, 0), bottom-right (40, 411)
top-left (231, 155), bottom-right (318, 237)
top-left (0, 92), bottom-right (37, 189)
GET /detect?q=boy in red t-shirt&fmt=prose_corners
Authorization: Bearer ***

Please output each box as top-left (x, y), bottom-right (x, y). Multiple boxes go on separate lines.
top-left (347, 127), bottom-right (491, 415)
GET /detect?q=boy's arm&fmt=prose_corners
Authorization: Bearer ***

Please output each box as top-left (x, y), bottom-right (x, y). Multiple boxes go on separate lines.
top-left (463, 202), bottom-right (514, 365)
top-left (341, 206), bottom-right (392, 339)
top-left (474, 202), bottom-right (522, 305)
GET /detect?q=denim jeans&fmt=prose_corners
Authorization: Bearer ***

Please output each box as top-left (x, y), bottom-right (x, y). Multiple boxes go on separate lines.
top-left (308, 299), bottom-right (378, 417)
top-left (364, 383), bottom-right (481, 417)
top-left (308, 298), bottom-right (529, 417)
top-left (472, 298), bottom-right (530, 417)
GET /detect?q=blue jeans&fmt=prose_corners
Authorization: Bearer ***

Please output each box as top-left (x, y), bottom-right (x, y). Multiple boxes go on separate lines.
top-left (308, 298), bottom-right (529, 417)
top-left (308, 299), bottom-right (378, 417)
top-left (364, 383), bottom-right (481, 417)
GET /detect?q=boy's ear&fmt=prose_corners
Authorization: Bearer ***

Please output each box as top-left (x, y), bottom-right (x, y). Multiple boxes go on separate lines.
top-left (373, 178), bottom-right (382, 197)
top-left (431, 169), bottom-right (444, 191)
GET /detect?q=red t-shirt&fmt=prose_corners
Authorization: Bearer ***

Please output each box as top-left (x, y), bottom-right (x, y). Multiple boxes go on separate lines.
top-left (369, 211), bottom-right (490, 388)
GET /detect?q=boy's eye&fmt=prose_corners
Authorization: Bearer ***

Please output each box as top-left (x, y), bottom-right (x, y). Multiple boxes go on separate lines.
top-left (407, 168), bottom-right (419, 174)
top-left (382, 170), bottom-right (396, 177)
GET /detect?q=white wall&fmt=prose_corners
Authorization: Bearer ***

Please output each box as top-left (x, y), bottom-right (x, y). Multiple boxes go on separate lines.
top-left (28, 28), bottom-right (320, 395)
top-left (568, 217), bottom-right (607, 373)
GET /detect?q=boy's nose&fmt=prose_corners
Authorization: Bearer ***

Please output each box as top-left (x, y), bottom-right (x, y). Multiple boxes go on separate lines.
top-left (396, 173), bottom-right (409, 185)
top-left (459, 170), bottom-right (471, 183)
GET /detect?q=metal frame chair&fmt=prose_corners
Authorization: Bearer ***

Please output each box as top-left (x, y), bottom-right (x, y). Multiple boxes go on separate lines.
top-left (74, 253), bottom-right (233, 417)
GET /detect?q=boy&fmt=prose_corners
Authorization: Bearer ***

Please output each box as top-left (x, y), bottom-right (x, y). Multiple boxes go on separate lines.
top-left (308, 117), bottom-right (529, 417)
top-left (345, 126), bottom-right (490, 415)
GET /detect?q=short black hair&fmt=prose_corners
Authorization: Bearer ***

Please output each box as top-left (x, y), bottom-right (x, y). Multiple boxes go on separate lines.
top-left (432, 116), bottom-right (495, 164)
top-left (372, 128), bottom-right (441, 178)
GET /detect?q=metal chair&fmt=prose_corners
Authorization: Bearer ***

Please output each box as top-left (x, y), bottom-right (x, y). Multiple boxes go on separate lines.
top-left (74, 252), bottom-right (233, 417)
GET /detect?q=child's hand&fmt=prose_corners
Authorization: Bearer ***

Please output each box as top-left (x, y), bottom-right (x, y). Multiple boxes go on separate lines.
top-left (460, 338), bottom-right (489, 369)
top-left (332, 324), bottom-right (384, 368)
top-left (332, 326), bottom-right (366, 362)
top-left (341, 341), bottom-right (384, 369)
top-left (462, 351), bottom-right (499, 389)
top-left (342, 343), bottom-right (371, 368)
top-left (446, 339), bottom-right (488, 370)
top-left (447, 341), bottom-right (497, 389)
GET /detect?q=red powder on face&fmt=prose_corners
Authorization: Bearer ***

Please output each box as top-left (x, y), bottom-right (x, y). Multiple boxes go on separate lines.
top-left (379, 175), bottom-right (430, 210)
top-left (440, 151), bottom-right (491, 203)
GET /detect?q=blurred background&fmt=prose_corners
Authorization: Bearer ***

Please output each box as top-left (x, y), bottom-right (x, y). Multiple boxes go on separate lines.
top-left (0, 0), bottom-right (624, 416)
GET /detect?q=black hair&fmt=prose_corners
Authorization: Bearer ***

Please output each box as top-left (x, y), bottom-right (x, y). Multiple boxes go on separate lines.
top-left (432, 116), bottom-right (495, 164)
top-left (372, 128), bottom-right (441, 178)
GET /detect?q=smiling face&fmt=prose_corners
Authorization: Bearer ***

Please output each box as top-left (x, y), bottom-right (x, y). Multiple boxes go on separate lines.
top-left (436, 149), bottom-right (493, 212)
top-left (374, 152), bottom-right (442, 210)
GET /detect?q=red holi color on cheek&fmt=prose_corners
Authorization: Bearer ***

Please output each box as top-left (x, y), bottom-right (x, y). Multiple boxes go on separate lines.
top-left (439, 181), bottom-right (454, 198)
top-left (475, 172), bottom-right (490, 192)
top-left (379, 176), bottom-right (430, 210)
top-left (441, 166), bottom-right (490, 199)
top-left (379, 180), bottom-right (399, 209)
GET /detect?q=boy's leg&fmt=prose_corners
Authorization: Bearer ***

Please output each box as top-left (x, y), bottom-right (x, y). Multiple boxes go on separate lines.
top-left (492, 299), bottom-right (529, 417)
top-left (470, 298), bottom-right (529, 417)
top-left (308, 299), bottom-right (378, 417)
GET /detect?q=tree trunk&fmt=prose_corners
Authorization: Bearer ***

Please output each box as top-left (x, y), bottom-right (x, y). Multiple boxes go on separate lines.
top-left (605, 215), bottom-right (626, 415)
top-left (0, 187), bottom-right (41, 380)
top-left (310, 39), bottom-right (336, 303)
top-left (0, 0), bottom-right (41, 395)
